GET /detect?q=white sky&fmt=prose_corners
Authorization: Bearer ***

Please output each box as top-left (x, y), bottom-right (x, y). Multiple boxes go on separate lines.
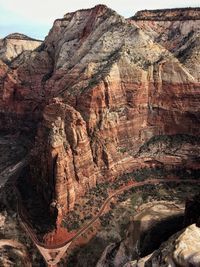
top-left (0, 0), bottom-right (200, 39)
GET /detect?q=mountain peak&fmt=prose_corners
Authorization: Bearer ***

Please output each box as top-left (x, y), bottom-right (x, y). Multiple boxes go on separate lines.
top-left (61, 4), bottom-right (117, 25)
top-left (4, 32), bottom-right (43, 42)
top-left (63, 4), bottom-right (112, 17)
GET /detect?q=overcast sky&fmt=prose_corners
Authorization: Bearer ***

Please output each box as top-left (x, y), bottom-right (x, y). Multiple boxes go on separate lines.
top-left (0, 0), bottom-right (199, 40)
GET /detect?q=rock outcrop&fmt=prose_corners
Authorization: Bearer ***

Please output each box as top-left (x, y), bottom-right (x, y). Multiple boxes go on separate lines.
top-left (0, 5), bottom-right (200, 218)
top-left (123, 224), bottom-right (200, 267)
top-left (173, 224), bottom-right (200, 267)
top-left (127, 224), bottom-right (200, 267)
top-left (131, 8), bottom-right (200, 81)
top-left (0, 33), bottom-right (42, 62)
top-left (0, 42), bottom-right (52, 132)
top-left (97, 199), bottom-right (200, 267)
top-left (31, 98), bottom-right (97, 214)
top-left (96, 202), bottom-right (184, 267)
top-left (30, 6), bottom-right (200, 214)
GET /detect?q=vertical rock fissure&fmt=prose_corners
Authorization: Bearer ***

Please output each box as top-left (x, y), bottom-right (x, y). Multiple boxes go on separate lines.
top-left (51, 153), bottom-right (58, 201)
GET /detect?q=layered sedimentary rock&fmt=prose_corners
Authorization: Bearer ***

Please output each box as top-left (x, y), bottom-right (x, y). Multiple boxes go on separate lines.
top-left (31, 98), bottom-right (97, 213)
top-left (0, 5), bottom-right (200, 216)
top-left (0, 33), bottom-right (42, 62)
top-left (131, 8), bottom-right (200, 81)
top-left (0, 43), bottom-right (52, 132)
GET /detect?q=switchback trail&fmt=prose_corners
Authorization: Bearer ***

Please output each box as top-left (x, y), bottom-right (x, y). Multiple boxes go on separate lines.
top-left (18, 178), bottom-right (200, 266)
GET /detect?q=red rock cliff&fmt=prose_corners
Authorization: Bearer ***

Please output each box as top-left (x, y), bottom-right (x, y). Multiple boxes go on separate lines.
top-left (1, 5), bottom-right (200, 217)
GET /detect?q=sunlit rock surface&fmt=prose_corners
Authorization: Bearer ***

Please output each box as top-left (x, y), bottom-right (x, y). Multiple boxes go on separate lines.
top-left (0, 5), bottom-right (200, 218)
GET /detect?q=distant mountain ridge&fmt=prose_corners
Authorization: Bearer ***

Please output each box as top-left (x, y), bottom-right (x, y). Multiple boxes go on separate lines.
top-left (132, 7), bottom-right (200, 20)
top-left (4, 32), bottom-right (43, 42)
top-left (0, 32), bottom-right (42, 62)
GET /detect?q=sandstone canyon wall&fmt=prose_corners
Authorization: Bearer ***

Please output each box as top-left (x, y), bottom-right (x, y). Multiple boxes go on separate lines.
top-left (0, 6), bottom-right (200, 216)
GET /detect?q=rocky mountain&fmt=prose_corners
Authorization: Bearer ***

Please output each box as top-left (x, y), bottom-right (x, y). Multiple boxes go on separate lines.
top-left (0, 33), bottom-right (42, 63)
top-left (132, 8), bottom-right (200, 80)
top-left (0, 4), bottom-right (200, 218)
top-left (0, 5), bottom-right (200, 267)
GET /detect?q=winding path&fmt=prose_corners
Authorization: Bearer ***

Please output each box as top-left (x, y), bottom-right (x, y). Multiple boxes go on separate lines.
top-left (18, 178), bottom-right (200, 266)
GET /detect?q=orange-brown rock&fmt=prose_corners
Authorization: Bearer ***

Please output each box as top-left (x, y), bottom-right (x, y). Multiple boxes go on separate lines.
top-left (0, 33), bottom-right (43, 131)
top-left (31, 98), bottom-right (97, 214)
top-left (0, 38), bottom-right (53, 132)
top-left (0, 5), bottom-right (200, 218)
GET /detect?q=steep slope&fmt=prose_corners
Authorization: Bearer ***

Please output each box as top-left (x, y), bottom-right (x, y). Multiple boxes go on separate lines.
top-left (131, 8), bottom-right (200, 80)
top-left (25, 5), bottom-right (200, 216)
top-left (96, 195), bottom-right (200, 267)
top-left (0, 5), bottom-right (200, 219)
top-left (0, 41), bottom-right (52, 132)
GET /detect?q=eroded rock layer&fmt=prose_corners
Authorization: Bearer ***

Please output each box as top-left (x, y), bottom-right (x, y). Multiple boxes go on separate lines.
top-left (0, 33), bottom-right (42, 62)
top-left (0, 5), bottom-right (200, 217)
top-left (132, 8), bottom-right (200, 80)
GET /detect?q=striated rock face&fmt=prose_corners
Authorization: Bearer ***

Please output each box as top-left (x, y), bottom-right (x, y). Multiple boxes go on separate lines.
top-left (0, 5), bottom-right (200, 216)
top-left (31, 98), bottom-right (97, 214)
top-left (131, 8), bottom-right (200, 81)
top-left (132, 8), bottom-right (200, 21)
top-left (30, 6), bottom-right (200, 214)
top-left (0, 41), bottom-right (52, 132)
top-left (0, 33), bottom-right (42, 62)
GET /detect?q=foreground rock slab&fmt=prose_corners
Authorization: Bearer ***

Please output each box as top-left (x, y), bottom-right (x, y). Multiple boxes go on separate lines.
top-left (173, 224), bottom-right (200, 267)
